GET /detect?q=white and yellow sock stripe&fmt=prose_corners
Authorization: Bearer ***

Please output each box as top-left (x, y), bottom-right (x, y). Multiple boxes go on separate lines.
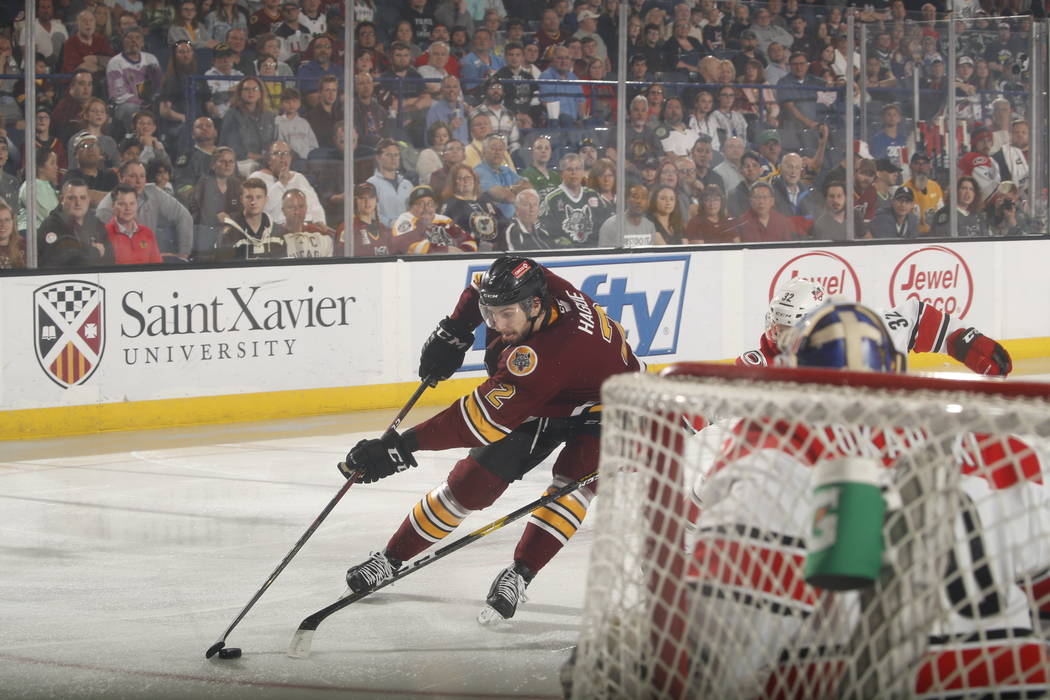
top-left (409, 482), bottom-right (471, 543)
top-left (528, 477), bottom-right (593, 545)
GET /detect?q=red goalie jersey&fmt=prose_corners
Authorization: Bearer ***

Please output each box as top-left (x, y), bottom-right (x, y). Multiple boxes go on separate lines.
top-left (410, 266), bottom-right (642, 452)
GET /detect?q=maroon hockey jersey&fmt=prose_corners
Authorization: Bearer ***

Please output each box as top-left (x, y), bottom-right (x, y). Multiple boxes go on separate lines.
top-left (411, 266), bottom-right (642, 451)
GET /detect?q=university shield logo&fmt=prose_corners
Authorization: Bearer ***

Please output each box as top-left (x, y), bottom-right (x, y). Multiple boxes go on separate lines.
top-left (33, 280), bottom-right (106, 388)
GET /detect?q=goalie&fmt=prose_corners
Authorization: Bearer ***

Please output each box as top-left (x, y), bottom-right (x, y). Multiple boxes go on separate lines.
top-left (736, 278), bottom-right (1012, 377)
top-left (684, 301), bottom-right (1050, 697)
top-left (340, 256), bottom-right (641, 623)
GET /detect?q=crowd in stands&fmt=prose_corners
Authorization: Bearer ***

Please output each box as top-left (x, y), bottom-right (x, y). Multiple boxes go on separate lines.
top-left (0, 0), bottom-right (1043, 268)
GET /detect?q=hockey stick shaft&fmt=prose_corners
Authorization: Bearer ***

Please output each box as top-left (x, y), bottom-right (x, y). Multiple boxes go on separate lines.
top-left (287, 470), bottom-right (600, 658)
top-left (205, 378), bottom-right (432, 659)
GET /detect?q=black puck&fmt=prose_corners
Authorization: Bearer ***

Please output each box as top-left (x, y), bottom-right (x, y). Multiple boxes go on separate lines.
top-left (218, 647), bottom-right (242, 659)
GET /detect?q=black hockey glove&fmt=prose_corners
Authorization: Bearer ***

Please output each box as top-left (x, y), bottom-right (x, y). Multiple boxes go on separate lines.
top-left (339, 430), bottom-right (418, 484)
top-left (419, 316), bottom-right (474, 386)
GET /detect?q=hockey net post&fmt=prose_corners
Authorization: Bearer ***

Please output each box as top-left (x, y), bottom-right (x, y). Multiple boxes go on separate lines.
top-left (571, 363), bottom-right (1050, 699)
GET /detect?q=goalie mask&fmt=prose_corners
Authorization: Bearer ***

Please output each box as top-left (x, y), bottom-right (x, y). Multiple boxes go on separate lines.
top-left (764, 279), bottom-right (827, 343)
top-left (776, 301), bottom-right (906, 373)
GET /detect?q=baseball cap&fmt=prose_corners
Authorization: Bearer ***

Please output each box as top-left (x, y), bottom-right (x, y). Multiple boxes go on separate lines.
top-left (758, 129), bottom-right (780, 145)
top-left (354, 182), bottom-right (377, 197)
top-left (892, 185), bottom-right (915, 201)
top-left (578, 9), bottom-right (599, 20)
top-left (875, 157), bottom-right (901, 173)
top-left (972, 124), bottom-right (993, 140)
top-left (408, 184), bottom-right (436, 206)
top-left (957, 55), bottom-right (974, 66)
top-left (213, 42), bottom-right (235, 57)
top-left (578, 137), bottom-right (596, 151)
top-left (910, 151), bottom-right (931, 164)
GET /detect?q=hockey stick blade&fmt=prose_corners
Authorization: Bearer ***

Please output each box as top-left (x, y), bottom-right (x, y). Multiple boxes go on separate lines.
top-left (286, 470), bottom-right (599, 658)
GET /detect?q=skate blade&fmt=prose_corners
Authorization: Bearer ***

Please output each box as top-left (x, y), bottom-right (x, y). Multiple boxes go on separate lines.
top-left (287, 629), bottom-right (314, 659)
top-left (477, 605), bottom-right (511, 627)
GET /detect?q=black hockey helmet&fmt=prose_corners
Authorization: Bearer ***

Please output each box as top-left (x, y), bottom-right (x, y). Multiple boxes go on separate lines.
top-left (478, 256), bottom-right (548, 308)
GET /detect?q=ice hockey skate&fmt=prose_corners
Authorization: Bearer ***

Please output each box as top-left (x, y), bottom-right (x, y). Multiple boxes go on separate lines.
top-left (345, 551), bottom-right (402, 594)
top-left (478, 564), bottom-right (532, 625)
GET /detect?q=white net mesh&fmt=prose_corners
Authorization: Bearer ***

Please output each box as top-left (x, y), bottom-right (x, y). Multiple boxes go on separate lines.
top-left (571, 364), bottom-right (1050, 699)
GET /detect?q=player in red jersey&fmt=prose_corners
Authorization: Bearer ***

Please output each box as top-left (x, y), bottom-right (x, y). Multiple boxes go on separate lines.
top-left (735, 278), bottom-right (1012, 377)
top-left (340, 256), bottom-right (642, 622)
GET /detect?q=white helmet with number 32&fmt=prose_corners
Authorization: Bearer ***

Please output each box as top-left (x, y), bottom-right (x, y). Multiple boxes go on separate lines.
top-left (764, 279), bottom-right (827, 343)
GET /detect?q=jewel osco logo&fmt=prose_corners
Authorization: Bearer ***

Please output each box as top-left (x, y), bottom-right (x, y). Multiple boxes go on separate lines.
top-left (33, 280), bottom-right (106, 388)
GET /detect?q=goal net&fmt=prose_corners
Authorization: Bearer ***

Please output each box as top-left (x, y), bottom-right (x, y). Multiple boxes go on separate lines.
top-left (570, 363), bottom-right (1050, 699)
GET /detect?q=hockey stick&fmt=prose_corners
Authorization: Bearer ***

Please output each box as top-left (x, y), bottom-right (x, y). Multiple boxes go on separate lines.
top-left (204, 378), bottom-right (432, 660)
top-left (287, 469), bottom-right (601, 658)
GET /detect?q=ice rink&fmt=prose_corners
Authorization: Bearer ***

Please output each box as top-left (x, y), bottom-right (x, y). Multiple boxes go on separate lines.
top-left (1, 406), bottom-right (587, 700)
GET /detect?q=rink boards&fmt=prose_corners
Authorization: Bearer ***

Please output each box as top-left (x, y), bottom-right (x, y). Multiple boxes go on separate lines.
top-left (3, 239), bottom-right (1050, 439)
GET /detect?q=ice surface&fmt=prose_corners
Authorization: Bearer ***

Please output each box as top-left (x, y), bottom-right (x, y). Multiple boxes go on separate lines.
top-left (0, 412), bottom-right (588, 699)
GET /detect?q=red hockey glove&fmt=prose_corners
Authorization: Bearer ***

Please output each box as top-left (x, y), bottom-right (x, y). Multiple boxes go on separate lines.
top-left (947, 327), bottom-right (1012, 376)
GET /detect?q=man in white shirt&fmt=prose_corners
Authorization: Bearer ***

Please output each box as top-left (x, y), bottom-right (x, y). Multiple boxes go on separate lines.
top-left (252, 141), bottom-right (327, 227)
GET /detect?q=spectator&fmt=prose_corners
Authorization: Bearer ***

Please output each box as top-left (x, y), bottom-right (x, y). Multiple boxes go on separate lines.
top-left (391, 21), bottom-right (422, 60)
top-left (685, 184), bottom-right (737, 243)
top-left (727, 150), bottom-right (765, 218)
top-left (811, 180), bottom-right (863, 241)
top-left (34, 108), bottom-right (68, 172)
top-left (96, 161), bottom-right (195, 259)
top-left (712, 86), bottom-right (749, 143)
top-left (106, 26), bottom-right (163, 129)
top-left (659, 96), bottom-right (697, 157)
top-left (765, 41), bottom-right (789, 84)
top-left (220, 76), bottom-right (277, 175)
top-left (18, 148), bottom-right (60, 236)
top-left (714, 136), bottom-right (746, 194)
top-left (158, 39), bottom-right (209, 146)
top-left (463, 113), bottom-right (495, 168)
top-left (17, 0), bottom-right (68, 62)
top-left (368, 139), bottom-right (413, 227)
top-left (341, 182), bottom-right (394, 256)
top-left (770, 152), bottom-right (818, 235)
top-left (189, 146), bottom-right (242, 254)
top-left (662, 18), bottom-right (704, 77)
top-left (37, 177), bottom-right (113, 268)
top-left (205, 0), bottom-right (250, 49)
top-left (226, 27), bottom-right (255, 74)
top-left (933, 176), bottom-right (988, 237)
top-left (993, 119), bottom-right (1029, 191)
top-left (298, 35), bottom-right (341, 99)
top-left (308, 75), bottom-right (344, 149)
top-left (309, 121), bottom-right (348, 225)
top-left (440, 162), bottom-right (502, 246)
top-left (402, 0), bottom-right (436, 44)
top-left (391, 184), bottom-right (477, 254)
top-left (0, 200), bottom-right (24, 269)
top-left (737, 58), bottom-right (780, 125)
top-left (429, 138), bottom-right (465, 194)
top-left (205, 42), bottom-right (245, 121)
top-left (460, 28), bottom-right (505, 93)
top-left (750, 6), bottom-right (792, 53)
top-left (427, 74), bottom-right (469, 144)
top-left (581, 56), bottom-right (615, 125)
top-left (870, 185), bottom-right (919, 238)
top-left (69, 99), bottom-right (120, 169)
top-left (495, 42), bottom-right (539, 117)
top-left (174, 117), bottom-right (220, 198)
top-left (520, 136), bottom-right (561, 199)
top-left (417, 122), bottom-right (452, 188)
top-left (644, 185), bottom-right (682, 244)
top-left (731, 30), bottom-right (767, 76)
top-left (598, 183), bottom-right (658, 247)
top-left (535, 8), bottom-right (566, 56)
top-left (953, 56), bottom-right (981, 123)
top-left (985, 181), bottom-right (1028, 237)
top-left (256, 59), bottom-right (287, 113)
top-left (0, 141), bottom-right (17, 211)
top-left (872, 157), bottom-right (901, 211)
top-left (869, 102), bottom-right (908, 167)
top-left (51, 70), bottom-right (95, 145)
top-left (504, 188), bottom-right (552, 250)
top-left (539, 153), bottom-right (601, 247)
top-left (104, 183), bottom-right (163, 264)
top-left (354, 21), bottom-right (389, 72)
top-left (472, 80), bottom-right (520, 155)
top-left (587, 158), bottom-right (617, 229)
top-left (249, 0), bottom-right (282, 37)
top-left (381, 41), bottom-right (432, 148)
top-left (476, 134), bottom-right (530, 220)
top-left (278, 188), bottom-right (335, 257)
top-left (417, 40), bottom-right (455, 95)
top-left (275, 88), bottom-right (319, 161)
top-left (253, 140), bottom-right (327, 226)
top-left (902, 152), bottom-right (943, 235)
top-left (62, 9), bottom-right (114, 77)
top-left (624, 95), bottom-right (663, 170)
top-left (215, 177), bottom-right (285, 260)
top-left (730, 181), bottom-right (796, 242)
top-left (776, 52), bottom-right (823, 154)
top-left (989, 98), bottom-right (1013, 151)
top-left (131, 111), bottom-right (169, 166)
top-left (170, 0), bottom-right (218, 47)
top-left (253, 32), bottom-right (294, 78)
top-left (690, 134), bottom-right (725, 191)
top-left (539, 45), bottom-right (586, 128)
top-left (63, 136), bottom-right (118, 207)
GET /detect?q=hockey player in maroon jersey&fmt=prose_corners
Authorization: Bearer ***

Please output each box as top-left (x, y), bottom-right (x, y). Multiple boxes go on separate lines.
top-left (339, 256), bottom-right (641, 622)
top-left (735, 278), bottom-right (1012, 376)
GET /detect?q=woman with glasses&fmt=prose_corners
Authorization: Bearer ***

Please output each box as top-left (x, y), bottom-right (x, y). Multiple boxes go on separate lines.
top-left (418, 121), bottom-right (452, 189)
top-left (439, 163), bottom-right (503, 248)
top-left (219, 76), bottom-right (276, 176)
top-left (711, 86), bottom-right (749, 142)
top-left (169, 1), bottom-right (218, 48)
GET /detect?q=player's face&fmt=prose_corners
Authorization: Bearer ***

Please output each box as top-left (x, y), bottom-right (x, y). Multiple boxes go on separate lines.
top-left (482, 299), bottom-right (539, 343)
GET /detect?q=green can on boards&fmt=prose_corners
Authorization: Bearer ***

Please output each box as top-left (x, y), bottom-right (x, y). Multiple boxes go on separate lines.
top-left (804, 457), bottom-right (886, 591)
